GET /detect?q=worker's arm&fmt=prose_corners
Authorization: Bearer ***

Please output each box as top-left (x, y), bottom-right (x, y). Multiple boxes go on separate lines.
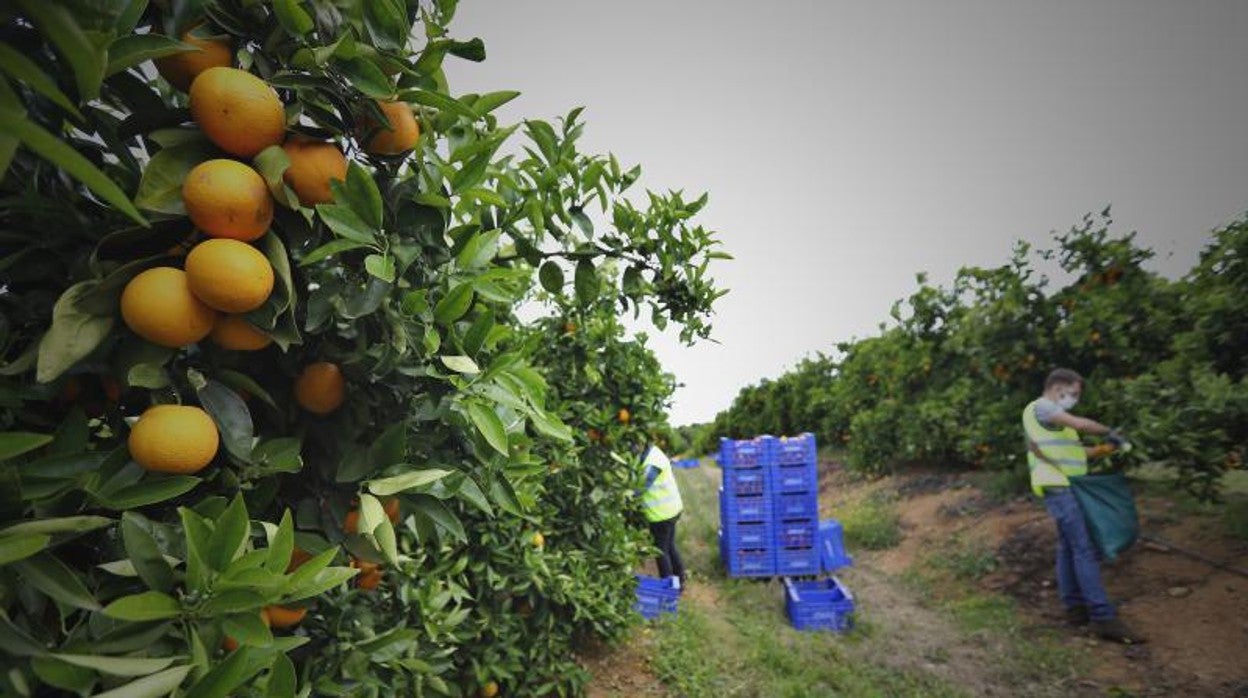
top-left (1048, 410), bottom-right (1112, 436)
top-left (643, 464), bottom-right (659, 490)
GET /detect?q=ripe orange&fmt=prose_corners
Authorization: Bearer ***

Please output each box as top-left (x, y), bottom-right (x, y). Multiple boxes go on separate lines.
top-left (128, 405), bottom-right (220, 474)
top-left (281, 137), bottom-right (348, 206)
top-left (183, 159), bottom-right (274, 242)
top-left (154, 30), bottom-right (233, 92)
top-left (531, 532), bottom-right (545, 549)
top-left (287, 547), bottom-right (313, 573)
top-left (351, 557), bottom-right (383, 590)
top-left (190, 67), bottom-right (285, 158)
top-left (120, 267), bottom-right (218, 348)
top-left (101, 375), bottom-right (122, 403)
top-left (562, 322), bottom-right (576, 335)
top-left (617, 408), bottom-right (630, 424)
top-left (480, 682), bottom-right (500, 698)
top-left (185, 238), bottom-right (274, 313)
top-left (294, 362), bottom-right (345, 415)
top-left (343, 509), bottom-right (360, 534)
top-left (263, 605), bottom-right (307, 628)
top-left (587, 428), bottom-right (602, 443)
top-left (210, 314), bottom-right (272, 350)
top-left (362, 100), bottom-right (420, 155)
top-left (384, 497), bottom-right (401, 523)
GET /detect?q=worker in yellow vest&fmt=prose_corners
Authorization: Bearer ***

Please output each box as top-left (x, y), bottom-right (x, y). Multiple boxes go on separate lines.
top-left (1023, 368), bottom-right (1142, 644)
top-left (641, 445), bottom-right (686, 585)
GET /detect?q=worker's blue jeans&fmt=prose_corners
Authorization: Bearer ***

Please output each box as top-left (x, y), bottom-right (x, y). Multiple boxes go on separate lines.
top-left (1043, 488), bottom-right (1116, 620)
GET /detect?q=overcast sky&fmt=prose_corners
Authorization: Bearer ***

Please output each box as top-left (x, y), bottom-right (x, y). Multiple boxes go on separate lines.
top-left (444, 1), bottom-right (1248, 426)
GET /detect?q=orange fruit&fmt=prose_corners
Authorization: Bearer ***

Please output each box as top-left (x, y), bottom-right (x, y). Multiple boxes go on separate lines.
top-left (101, 375), bottom-right (122, 403)
top-left (210, 314), bottom-right (272, 350)
top-left (189, 67), bottom-right (285, 158)
top-left (362, 100), bottom-right (420, 155)
top-left (617, 408), bottom-right (631, 424)
top-left (587, 428), bottom-right (602, 443)
top-left (281, 137), bottom-right (348, 206)
top-left (351, 557), bottom-right (383, 590)
top-left (562, 322), bottom-right (576, 335)
top-left (384, 497), bottom-right (401, 523)
top-left (287, 548), bottom-right (313, 573)
top-left (128, 405), bottom-right (220, 474)
top-left (531, 532), bottom-right (545, 549)
top-left (154, 30), bottom-right (233, 92)
top-left (263, 605), bottom-right (307, 628)
top-left (182, 159), bottom-right (274, 242)
top-left (120, 267), bottom-right (218, 348)
top-left (294, 362), bottom-right (345, 415)
top-left (185, 238), bottom-right (275, 313)
top-left (343, 509), bottom-right (360, 534)
top-left (480, 682), bottom-right (500, 698)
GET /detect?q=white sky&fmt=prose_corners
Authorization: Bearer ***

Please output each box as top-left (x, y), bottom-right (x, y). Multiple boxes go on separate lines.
top-left (444, 1), bottom-right (1248, 425)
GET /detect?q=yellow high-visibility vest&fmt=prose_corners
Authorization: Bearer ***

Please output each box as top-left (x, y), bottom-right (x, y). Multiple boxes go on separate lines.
top-left (1022, 399), bottom-right (1088, 496)
top-left (642, 446), bottom-right (684, 522)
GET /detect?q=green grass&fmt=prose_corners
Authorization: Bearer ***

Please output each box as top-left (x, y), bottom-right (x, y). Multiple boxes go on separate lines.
top-left (835, 491), bottom-right (903, 550)
top-left (928, 535), bottom-right (999, 581)
top-left (1224, 499), bottom-right (1248, 541)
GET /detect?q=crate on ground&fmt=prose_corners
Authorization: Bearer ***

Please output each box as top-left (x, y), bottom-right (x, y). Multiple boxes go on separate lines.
top-left (771, 433), bottom-right (818, 465)
top-left (819, 519), bottom-right (853, 572)
top-left (722, 520), bottom-right (774, 549)
top-left (719, 489), bottom-right (772, 523)
top-left (772, 462), bottom-right (817, 494)
top-left (784, 577), bottom-right (854, 632)
top-left (774, 520), bottom-right (818, 548)
top-left (719, 532), bottom-right (775, 577)
top-left (774, 491), bottom-right (818, 520)
top-left (722, 466), bottom-right (769, 497)
top-left (774, 546), bottom-right (820, 576)
top-left (673, 457), bottom-right (701, 469)
top-left (718, 436), bottom-right (771, 468)
top-left (634, 575), bottom-right (680, 620)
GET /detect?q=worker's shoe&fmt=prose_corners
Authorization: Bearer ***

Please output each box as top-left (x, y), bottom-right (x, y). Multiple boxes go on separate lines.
top-left (1063, 606), bottom-right (1090, 626)
top-left (1090, 618), bottom-right (1145, 644)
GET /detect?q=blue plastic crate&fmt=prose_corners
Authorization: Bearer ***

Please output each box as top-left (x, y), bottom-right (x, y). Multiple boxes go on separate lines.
top-left (819, 520), bottom-right (853, 572)
top-left (772, 463), bottom-right (817, 494)
top-left (719, 532), bottom-right (775, 577)
top-left (774, 492), bottom-right (818, 520)
top-left (722, 520), bottom-right (774, 548)
top-left (634, 575), bottom-right (681, 620)
top-left (719, 437), bottom-right (771, 468)
top-left (774, 546), bottom-right (820, 576)
top-left (774, 521), bottom-right (818, 549)
top-left (673, 458), bottom-right (701, 469)
top-left (784, 577), bottom-right (854, 632)
top-left (771, 433), bottom-right (818, 465)
top-left (719, 489), bottom-right (772, 523)
top-left (723, 467), bottom-right (769, 497)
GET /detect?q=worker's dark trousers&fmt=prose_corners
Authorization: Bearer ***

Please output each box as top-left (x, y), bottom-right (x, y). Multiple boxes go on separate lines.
top-left (649, 514), bottom-right (686, 582)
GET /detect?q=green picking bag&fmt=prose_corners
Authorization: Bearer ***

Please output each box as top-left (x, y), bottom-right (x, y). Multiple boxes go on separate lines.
top-left (1069, 472), bottom-right (1139, 561)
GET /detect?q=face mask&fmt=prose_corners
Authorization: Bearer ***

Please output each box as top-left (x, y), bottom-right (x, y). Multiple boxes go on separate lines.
top-left (1057, 393), bottom-right (1079, 411)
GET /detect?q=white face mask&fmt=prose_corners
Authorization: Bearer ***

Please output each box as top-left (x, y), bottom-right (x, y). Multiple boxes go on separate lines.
top-left (1057, 393), bottom-right (1079, 411)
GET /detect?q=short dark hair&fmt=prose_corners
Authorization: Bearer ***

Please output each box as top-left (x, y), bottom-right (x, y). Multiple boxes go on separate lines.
top-left (1045, 368), bottom-right (1084, 390)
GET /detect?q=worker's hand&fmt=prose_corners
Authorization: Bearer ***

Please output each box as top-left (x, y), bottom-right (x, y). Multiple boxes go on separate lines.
top-left (1088, 444), bottom-right (1116, 459)
top-left (1106, 429), bottom-right (1128, 448)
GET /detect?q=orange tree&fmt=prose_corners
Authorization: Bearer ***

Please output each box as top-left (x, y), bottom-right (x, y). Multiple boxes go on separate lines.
top-left (0, 1), bottom-right (724, 695)
top-left (704, 212), bottom-right (1245, 500)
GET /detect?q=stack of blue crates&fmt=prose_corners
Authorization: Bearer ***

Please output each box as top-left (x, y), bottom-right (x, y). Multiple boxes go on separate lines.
top-left (718, 433), bottom-right (822, 578)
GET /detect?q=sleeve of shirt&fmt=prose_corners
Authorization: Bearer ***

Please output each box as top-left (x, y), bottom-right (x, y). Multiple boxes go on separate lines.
top-left (643, 464), bottom-right (660, 490)
top-left (1032, 398), bottom-right (1065, 427)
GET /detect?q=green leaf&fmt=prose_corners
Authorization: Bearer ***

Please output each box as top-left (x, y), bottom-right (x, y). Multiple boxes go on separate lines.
top-left (93, 665), bottom-right (193, 698)
top-left (316, 204), bottom-right (378, 246)
top-left (265, 647), bottom-right (297, 698)
top-left (440, 355), bottom-right (479, 374)
top-left (447, 38), bottom-right (486, 62)
top-left (451, 151), bottom-right (490, 192)
top-left (53, 654), bottom-right (178, 677)
top-left (104, 591), bottom-right (181, 621)
top-left (252, 145), bottom-right (299, 209)
top-left (398, 88), bottom-right (478, 120)
top-left (455, 476), bottom-right (493, 517)
top-left (455, 229), bottom-right (499, 269)
top-left (574, 258), bottom-right (599, 304)
top-left (0, 432), bottom-right (52, 461)
top-left (375, 518), bottom-right (399, 564)
top-left (336, 57), bottom-right (392, 98)
top-left (364, 253), bottom-right (396, 282)
top-left (264, 510), bottom-right (295, 574)
top-left (412, 496), bottom-right (466, 542)
top-left (16, 552), bottom-right (100, 610)
top-left (363, 0), bottom-right (407, 51)
top-left (251, 438), bottom-right (303, 475)
top-left (122, 512), bottom-right (175, 592)
top-left (107, 34), bottom-right (192, 76)
top-left (0, 108), bottom-right (144, 225)
top-left (344, 162), bottom-right (384, 229)
top-left (183, 646), bottom-right (268, 698)
top-left (272, 0), bottom-right (315, 37)
top-left (300, 239), bottom-right (369, 266)
top-left (434, 283), bottom-right (473, 325)
top-left (134, 138), bottom-right (215, 214)
top-left (0, 515), bottom-right (111, 537)
top-left (95, 475), bottom-right (200, 510)
top-left (357, 493), bottom-right (385, 536)
top-left (32, 656), bottom-right (96, 693)
top-left (0, 43), bottom-right (81, 118)
top-left (221, 612), bottom-right (272, 647)
top-left (462, 312), bottom-right (494, 356)
top-left (0, 534), bottom-right (50, 566)
top-left (197, 379), bottom-right (254, 463)
top-left (207, 495), bottom-right (250, 571)
top-left (366, 469), bottom-right (452, 496)
top-left (36, 282), bottom-right (114, 383)
top-left (538, 261), bottom-right (563, 294)
top-left (15, 0), bottom-right (106, 101)
top-left (467, 402), bottom-right (509, 456)
top-left (472, 90), bottom-right (520, 116)
top-left (571, 208), bottom-right (593, 236)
